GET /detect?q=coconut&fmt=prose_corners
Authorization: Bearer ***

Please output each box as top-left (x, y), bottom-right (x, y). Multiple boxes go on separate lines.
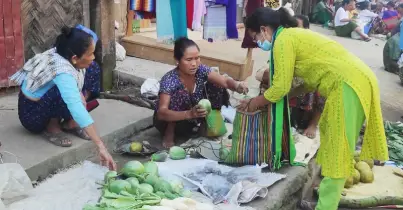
top-left (353, 169), bottom-right (360, 184)
top-left (360, 169), bottom-right (374, 183)
top-left (355, 161), bottom-right (371, 173)
top-left (344, 177), bottom-right (354, 188)
top-left (363, 159), bottom-right (374, 169)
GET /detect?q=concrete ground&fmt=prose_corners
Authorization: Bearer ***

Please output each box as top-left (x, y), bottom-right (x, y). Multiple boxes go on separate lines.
top-left (0, 94), bottom-right (154, 180)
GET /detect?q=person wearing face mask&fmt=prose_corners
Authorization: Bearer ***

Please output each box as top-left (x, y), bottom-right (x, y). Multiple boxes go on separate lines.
top-left (238, 7), bottom-right (388, 210)
top-left (154, 37), bottom-right (248, 148)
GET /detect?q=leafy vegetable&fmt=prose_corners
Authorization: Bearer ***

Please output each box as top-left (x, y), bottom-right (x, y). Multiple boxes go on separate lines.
top-left (384, 121), bottom-right (403, 166)
top-left (198, 99), bottom-right (212, 114)
top-left (109, 180), bottom-right (131, 194)
top-left (169, 146), bottom-right (186, 160)
top-left (170, 180), bottom-right (184, 194)
top-left (154, 180), bottom-right (173, 193)
top-left (121, 161), bottom-right (145, 177)
top-left (138, 183), bottom-right (154, 194)
top-left (144, 161), bottom-right (159, 176)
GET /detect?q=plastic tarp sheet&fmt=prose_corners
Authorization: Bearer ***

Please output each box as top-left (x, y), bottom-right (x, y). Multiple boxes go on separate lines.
top-left (4, 161), bottom-right (107, 210)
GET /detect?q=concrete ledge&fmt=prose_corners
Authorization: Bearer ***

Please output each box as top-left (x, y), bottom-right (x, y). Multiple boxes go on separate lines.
top-left (0, 94), bottom-right (153, 181)
top-left (121, 35), bottom-right (252, 81)
top-left (248, 166), bottom-right (309, 210)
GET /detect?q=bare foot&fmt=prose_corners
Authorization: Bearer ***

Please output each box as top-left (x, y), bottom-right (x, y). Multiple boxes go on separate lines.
top-left (162, 122), bottom-right (176, 148)
top-left (162, 135), bottom-right (175, 148)
top-left (303, 125), bottom-right (317, 139)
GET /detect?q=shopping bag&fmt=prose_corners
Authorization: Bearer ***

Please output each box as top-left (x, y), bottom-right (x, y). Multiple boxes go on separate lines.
top-left (205, 110), bottom-right (227, 137)
top-left (224, 108), bottom-right (272, 166)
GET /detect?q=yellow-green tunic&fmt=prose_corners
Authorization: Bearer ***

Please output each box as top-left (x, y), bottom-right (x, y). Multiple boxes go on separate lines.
top-left (263, 28), bottom-right (388, 179)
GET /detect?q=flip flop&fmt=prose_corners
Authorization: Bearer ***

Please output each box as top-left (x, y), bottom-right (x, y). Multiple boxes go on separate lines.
top-left (62, 127), bottom-right (91, 140)
top-left (43, 132), bottom-right (72, 147)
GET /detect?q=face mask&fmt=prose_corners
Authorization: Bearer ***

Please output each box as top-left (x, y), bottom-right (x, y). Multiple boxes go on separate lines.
top-left (257, 40), bottom-right (272, 51)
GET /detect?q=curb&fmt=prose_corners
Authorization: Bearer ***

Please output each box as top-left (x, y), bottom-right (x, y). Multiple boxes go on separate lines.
top-left (24, 116), bottom-right (153, 181)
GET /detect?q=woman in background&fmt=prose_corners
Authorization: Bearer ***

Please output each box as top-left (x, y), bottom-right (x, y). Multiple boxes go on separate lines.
top-left (12, 27), bottom-right (116, 170)
top-left (290, 15), bottom-right (325, 139)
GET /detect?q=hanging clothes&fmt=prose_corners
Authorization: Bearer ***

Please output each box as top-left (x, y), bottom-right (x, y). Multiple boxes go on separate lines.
top-left (226, 0), bottom-right (239, 39)
top-left (130, 0), bottom-right (156, 12)
top-left (203, 5), bottom-right (228, 42)
top-left (187, 0), bottom-right (195, 29)
top-left (171, 0), bottom-right (188, 40)
top-left (156, 0), bottom-right (175, 44)
top-left (192, 0), bottom-right (207, 31)
top-left (241, 0), bottom-right (264, 48)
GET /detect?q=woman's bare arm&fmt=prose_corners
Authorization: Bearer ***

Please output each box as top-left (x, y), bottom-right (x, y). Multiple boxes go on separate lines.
top-left (207, 71), bottom-right (239, 91)
top-left (157, 94), bottom-right (191, 122)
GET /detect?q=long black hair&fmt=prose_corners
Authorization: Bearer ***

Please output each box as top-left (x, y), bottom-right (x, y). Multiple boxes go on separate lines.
top-left (173, 37), bottom-right (200, 61)
top-left (245, 7), bottom-right (298, 33)
top-left (55, 26), bottom-right (93, 61)
top-left (295, 15), bottom-right (310, 29)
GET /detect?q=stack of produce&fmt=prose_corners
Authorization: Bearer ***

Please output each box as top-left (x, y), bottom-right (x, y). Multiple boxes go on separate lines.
top-left (384, 121), bottom-right (403, 166)
top-left (83, 160), bottom-right (193, 209)
top-left (344, 151), bottom-right (375, 188)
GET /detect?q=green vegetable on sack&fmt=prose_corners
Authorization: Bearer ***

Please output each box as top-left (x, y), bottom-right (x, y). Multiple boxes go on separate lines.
top-left (169, 146), bottom-right (187, 160)
top-left (144, 161), bottom-right (159, 176)
top-left (219, 146), bottom-right (230, 161)
top-left (144, 174), bottom-right (159, 186)
top-left (151, 151), bottom-right (168, 162)
top-left (109, 180), bottom-right (131, 194)
top-left (138, 183), bottom-right (154, 194)
top-left (198, 99), bottom-right (212, 114)
top-left (104, 171), bottom-right (118, 183)
top-left (155, 180), bottom-right (173, 193)
top-left (121, 160), bottom-right (145, 177)
top-left (126, 177), bottom-right (140, 188)
top-left (170, 180), bottom-right (184, 194)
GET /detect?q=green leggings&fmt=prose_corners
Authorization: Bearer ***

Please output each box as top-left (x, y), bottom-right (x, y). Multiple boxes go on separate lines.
top-left (316, 83), bottom-right (365, 210)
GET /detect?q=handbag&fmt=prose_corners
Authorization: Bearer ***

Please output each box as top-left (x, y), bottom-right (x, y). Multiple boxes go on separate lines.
top-left (224, 26), bottom-right (296, 169)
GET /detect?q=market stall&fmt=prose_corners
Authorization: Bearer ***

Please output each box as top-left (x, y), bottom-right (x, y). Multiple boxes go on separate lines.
top-left (121, 0), bottom-right (253, 81)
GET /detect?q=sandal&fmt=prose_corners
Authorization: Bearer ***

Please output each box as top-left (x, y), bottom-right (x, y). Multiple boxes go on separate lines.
top-left (62, 127), bottom-right (91, 140)
top-left (298, 200), bottom-right (316, 210)
top-left (43, 132), bottom-right (72, 147)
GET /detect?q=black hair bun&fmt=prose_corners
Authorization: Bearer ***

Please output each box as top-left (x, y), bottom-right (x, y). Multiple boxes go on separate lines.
top-left (61, 26), bottom-right (72, 37)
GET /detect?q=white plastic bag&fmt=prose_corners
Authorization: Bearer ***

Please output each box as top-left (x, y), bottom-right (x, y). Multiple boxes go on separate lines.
top-left (141, 78), bottom-right (160, 98)
top-left (116, 41), bottom-right (126, 61)
top-left (0, 163), bottom-right (33, 209)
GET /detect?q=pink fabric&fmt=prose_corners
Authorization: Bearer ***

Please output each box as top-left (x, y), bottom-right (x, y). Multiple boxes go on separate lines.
top-left (192, 0), bottom-right (207, 31)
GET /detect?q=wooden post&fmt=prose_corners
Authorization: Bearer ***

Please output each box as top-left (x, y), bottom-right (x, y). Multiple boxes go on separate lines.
top-left (240, 48), bottom-right (254, 81)
top-left (90, 0), bottom-right (116, 91)
top-left (126, 0), bottom-right (134, 36)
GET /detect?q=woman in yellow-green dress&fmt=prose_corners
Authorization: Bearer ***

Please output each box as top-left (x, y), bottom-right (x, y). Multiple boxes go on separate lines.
top-left (238, 7), bottom-right (388, 210)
